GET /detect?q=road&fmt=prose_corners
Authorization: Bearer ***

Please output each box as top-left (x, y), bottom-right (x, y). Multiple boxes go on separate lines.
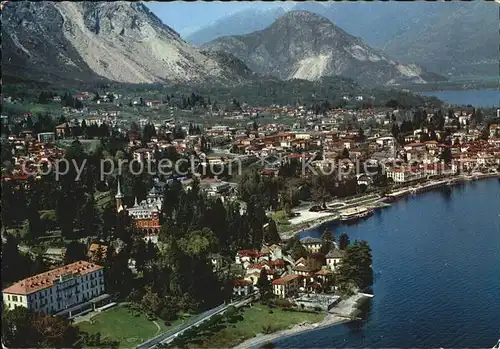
top-left (136, 294), bottom-right (256, 349)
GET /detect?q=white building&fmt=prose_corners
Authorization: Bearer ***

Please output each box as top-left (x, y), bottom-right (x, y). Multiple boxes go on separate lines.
top-left (2, 261), bottom-right (108, 318)
top-left (376, 136), bottom-right (396, 148)
top-left (37, 132), bottom-right (56, 143)
top-left (272, 274), bottom-right (301, 299)
top-left (386, 167), bottom-right (424, 183)
top-left (300, 237), bottom-right (323, 253)
top-left (326, 248), bottom-right (344, 271)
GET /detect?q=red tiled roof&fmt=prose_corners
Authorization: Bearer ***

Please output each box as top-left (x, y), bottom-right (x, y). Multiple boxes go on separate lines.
top-left (3, 261), bottom-right (103, 295)
top-left (272, 274), bottom-right (301, 285)
top-left (233, 279), bottom-right (252, 287)
top-left (237, 250), bottom-right (268, 258)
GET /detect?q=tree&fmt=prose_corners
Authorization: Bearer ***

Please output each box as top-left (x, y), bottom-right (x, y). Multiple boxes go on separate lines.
top-left (131, 237), bottom-right (148, 273)
top-left (358, 127), bottom-right (365, 141)
top-left (2, 307), bottom-right (40, 348)
top-left (338, 233), bottom-right (350, 250)
top-left (391, 123), bottom-right (400, 138)
top-left (78, 194), bottom-right (101, 238)
top-left (1, 234), bottom-right (39, 284)
top-left (64, 241), bottom-right (87, 264)
top-left (440, 146), bottom-right (452, 165)
top-left (105, 247), bottom-right (134, 296)
top-left (385, 99), bottom-right (399, 109)
top-left (31, 312), bottom-right (80, 348)
top-left (264, 219), bottom-right (281, 244)
top-left (337, 240), bottom-right (373, 290)
top-left (142, 123), bottom-right (157, 143)
top-left (26, 201), bottom-right (45, 241)
top-left (2, 307), bottom-right (80, 348)
top-left (141, 288), bottom-right (163, 316)
top-left (178, 228), bottom-right (217, 258)
top-left (256, 269), bottom-right (271, 299)
top-left (320, 229), bottom-right (335, 254)
top-left (285, 235), bottom-right (308, 260)
top-left (341, 147), bottom-right (350, 159)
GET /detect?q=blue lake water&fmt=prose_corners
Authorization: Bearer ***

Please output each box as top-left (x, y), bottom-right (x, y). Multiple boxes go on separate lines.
top-left (421, 89), bottom-right (499, 108)
top-left (276, 179), bottom-right (500, 348)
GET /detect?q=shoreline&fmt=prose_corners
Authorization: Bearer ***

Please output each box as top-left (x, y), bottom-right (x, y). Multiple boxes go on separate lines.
top-left (281, 173), bottom-right (499, 239)
top-left (232, 293), bottom-right (372, 349)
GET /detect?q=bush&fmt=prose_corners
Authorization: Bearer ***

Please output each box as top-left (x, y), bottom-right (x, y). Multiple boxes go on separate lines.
top-left (274, 299), bottom-right (293, 308)
top-left (262, 324), bottom-right (276, 334)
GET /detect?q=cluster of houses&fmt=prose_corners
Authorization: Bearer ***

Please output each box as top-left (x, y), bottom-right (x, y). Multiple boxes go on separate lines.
top-left (1, 136), bottom-right (65, 181)
top-left (231, 238), bottom-right (345, 301)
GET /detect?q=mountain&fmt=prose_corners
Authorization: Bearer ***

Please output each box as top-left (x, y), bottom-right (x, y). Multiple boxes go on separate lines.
top-left (1, 1), bottom-right (254, 86)
top-left (186, 7), bottom-right (287, 46)
top-left (202, 11), bottom-right (444, 86)
top-left (186, 1), bottom-right (497, 77)
top-left (296, 1), bottom-right (498, 77)
top-left (379, 1), bottom-right (498, 77)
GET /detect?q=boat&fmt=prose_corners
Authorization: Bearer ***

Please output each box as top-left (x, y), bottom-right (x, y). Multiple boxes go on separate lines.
top-left (382, 195), bottom-right (396, 203)
top-left (493, 339), bottom-right (500, 349)
top-left (340, 207), bottom-right (374, 222)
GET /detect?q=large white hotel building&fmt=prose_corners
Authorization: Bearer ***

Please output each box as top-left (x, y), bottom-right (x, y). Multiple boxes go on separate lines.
top-left (2, 260), bottom-right (110, 318)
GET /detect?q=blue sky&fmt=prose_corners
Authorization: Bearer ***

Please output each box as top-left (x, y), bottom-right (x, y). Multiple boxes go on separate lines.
top-left (145, 1), bottom-right (293, 37)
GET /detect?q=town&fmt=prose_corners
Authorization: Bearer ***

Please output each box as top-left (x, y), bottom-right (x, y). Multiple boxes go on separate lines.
top-left (1, 88), bottom-right (500, 349)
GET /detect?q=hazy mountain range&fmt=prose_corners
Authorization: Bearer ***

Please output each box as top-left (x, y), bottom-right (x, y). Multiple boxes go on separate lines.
top-left (188, 1), bottom-right (498, 77)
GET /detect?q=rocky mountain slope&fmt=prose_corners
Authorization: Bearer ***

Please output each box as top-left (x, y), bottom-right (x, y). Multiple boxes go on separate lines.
top-left (202, 11), bottom-right (444, 86)
top-left (185, 7), bottom-right (287, 46)
top-left (1, 1), bottom-right (254, 85)
top-left (189, 1), bottom-right (497, 77)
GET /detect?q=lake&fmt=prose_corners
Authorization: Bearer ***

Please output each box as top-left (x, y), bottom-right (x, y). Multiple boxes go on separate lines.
top-left (275, 178), bottom-right (500, 348)
top-left (420, 89), bottom-right (499, 108)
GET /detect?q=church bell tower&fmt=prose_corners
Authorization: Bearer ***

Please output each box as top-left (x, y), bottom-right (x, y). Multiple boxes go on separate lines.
top-left (115, 178), bottom-right (124, 212)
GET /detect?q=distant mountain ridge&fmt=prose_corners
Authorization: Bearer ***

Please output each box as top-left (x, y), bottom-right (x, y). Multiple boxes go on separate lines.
top-left (1, 1), bottom-right (254, 85)
top-left (186, 7), bottom-right (287, 46)
top-left (188, 1), bottom-right (497, 77)
top-left (202, 11), bottom-right (445, 86)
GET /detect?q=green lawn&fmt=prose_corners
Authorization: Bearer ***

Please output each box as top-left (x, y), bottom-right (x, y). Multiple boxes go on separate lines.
top-left (2, 102), bottom-right (63, 115)
top-left (183, 305), bottom-right (324, 348)
top-left (78, 305), bottom-right (187, 348)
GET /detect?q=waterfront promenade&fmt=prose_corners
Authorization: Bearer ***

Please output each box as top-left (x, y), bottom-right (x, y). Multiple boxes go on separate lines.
top-left (279, 172), bottom-right (500, 240)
